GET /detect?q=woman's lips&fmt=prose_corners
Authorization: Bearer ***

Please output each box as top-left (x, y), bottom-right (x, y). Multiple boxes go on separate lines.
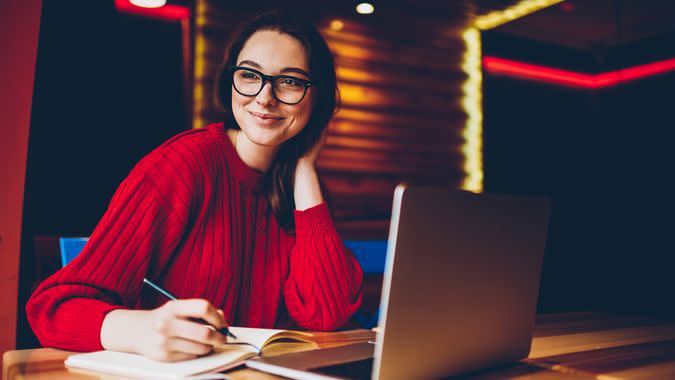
top-left (250, 111), bottom-right (284, 126)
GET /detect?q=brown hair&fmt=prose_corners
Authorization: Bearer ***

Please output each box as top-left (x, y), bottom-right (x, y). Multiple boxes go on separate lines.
top-left (214, 11), bottom-right (339, 234)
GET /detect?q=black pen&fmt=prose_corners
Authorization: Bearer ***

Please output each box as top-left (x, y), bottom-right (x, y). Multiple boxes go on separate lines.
top-left (142, 278), bottom-right (238, 340)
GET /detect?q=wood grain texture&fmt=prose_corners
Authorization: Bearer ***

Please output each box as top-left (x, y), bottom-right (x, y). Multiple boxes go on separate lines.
top-left (527, 313), bottom-right (675, 380)
top-left (530, 324), bottom-right (675, 359)
top-left (533, 313), bottom-right (671, 338)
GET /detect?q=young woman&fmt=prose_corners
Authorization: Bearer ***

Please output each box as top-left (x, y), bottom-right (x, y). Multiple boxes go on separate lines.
top-left (27, 12), bottom-right (363, 362)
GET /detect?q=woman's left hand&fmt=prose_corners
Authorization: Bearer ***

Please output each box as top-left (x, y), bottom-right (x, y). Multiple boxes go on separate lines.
top-left (298, 128), bottom-right (329, 167)
top-left (294, 129), bottom-right (328, 210)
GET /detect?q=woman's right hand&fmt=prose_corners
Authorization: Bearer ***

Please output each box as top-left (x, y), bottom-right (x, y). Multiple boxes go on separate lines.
top-left (101, 299), bottom-right (228, 362)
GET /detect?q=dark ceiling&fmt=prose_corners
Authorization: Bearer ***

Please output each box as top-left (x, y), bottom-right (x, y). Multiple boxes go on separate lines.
top-left (496, 0), bottom-right (675, 51)
top-left (166, 0), bottom-right (675, 53)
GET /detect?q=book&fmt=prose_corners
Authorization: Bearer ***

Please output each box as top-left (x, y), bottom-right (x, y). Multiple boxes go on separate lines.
top-left (64, 327), bottom-right (375, 380)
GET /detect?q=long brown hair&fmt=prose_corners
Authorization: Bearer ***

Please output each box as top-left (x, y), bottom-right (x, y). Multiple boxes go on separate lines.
top-left (214, 11), bottom-right (339, 234)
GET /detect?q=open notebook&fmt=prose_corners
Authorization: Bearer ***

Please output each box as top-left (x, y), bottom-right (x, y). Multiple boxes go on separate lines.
top-left (65, 327), bottom-right (375, 380)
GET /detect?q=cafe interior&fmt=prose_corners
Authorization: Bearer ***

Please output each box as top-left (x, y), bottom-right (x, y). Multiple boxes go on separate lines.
top-left (2, 0), bottom-right (675, 378)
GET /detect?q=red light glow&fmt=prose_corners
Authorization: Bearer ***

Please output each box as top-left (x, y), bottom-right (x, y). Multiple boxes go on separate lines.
top-left (114, 0), bottom-right (189, 21)
top-left (483, 56), bottom-right (675, 89)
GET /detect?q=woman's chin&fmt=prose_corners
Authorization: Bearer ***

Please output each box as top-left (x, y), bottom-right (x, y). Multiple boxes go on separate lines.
top-left (242, 129), bottom-right (285, 147)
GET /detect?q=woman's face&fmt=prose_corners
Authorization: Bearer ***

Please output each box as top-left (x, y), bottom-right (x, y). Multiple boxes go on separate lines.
top-left (231, 30), bottom-right (314, 148)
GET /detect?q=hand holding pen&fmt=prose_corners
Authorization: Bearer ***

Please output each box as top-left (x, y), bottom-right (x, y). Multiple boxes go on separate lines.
top-left (103, 278), bottom-right (240, 362)
top-left (143, 278), bottom-right (237, 340)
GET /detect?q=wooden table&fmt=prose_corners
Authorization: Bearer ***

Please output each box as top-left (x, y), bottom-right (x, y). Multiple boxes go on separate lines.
top-left (5, 313), bottom-right (675, 380)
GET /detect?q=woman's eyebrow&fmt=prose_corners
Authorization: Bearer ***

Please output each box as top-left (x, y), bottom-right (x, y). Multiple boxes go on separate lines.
top-left (281, 67), bottom-right (310, 78)
top-left (238, 60), bottom-right (262, 69)
top-left (238, 60), bottom-right (309, 78)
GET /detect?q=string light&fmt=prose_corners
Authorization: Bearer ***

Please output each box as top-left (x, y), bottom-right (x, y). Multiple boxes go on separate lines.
top-left (193, 0), bottom-right (208, 129)
top-left (459, 0), bottom-right (563, 193)
top-left (460, 28), bottom-right (483, 193)
top-left (474, 0), bottom-right (564, 30)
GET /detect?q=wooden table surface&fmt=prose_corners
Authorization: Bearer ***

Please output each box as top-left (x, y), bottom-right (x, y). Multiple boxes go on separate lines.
top-left (5, 313), bottom-right (675, 380)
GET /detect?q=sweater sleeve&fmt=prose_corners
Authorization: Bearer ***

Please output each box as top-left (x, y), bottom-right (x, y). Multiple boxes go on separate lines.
top-left (283, 202), bottom-right (363, 331)
top-left (25, 163), bottom-right (189, 352)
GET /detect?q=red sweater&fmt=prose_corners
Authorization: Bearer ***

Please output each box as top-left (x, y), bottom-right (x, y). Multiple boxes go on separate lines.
top-left (26, 123), bottom-right (363, 352)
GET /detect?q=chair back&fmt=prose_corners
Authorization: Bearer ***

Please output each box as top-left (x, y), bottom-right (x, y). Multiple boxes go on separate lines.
top-left (58, 237), bottom-right (89, 267)
top-left (343, 240), bottom-right (387, 273)
top-left (58, 238), bottom-right (387, 269)
top-left (344, 240), bottom-right (387, 328)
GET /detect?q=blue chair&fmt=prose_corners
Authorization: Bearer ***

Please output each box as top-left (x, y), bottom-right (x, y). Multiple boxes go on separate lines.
top-left (58, 237), bottom-right (89, 267)
top-left (344, 240), bottom-right (387, 274)
top-left (59, 237), bottom-right (388, 271)
top-left (344, 240), bottom-right (387, 328)
top-left (59, 237), bottom-right (387, 273)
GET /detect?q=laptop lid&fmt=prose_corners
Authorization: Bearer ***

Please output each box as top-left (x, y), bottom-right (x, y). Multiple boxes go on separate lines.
top-left (373, 185), bottom-right (550, 379)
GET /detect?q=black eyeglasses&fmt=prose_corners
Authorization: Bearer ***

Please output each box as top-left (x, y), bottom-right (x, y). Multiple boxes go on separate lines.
top-left (228, 66), bottom-right (312, 105)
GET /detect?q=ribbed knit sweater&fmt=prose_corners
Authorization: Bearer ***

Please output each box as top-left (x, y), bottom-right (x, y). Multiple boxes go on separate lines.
top-left (26, 123), bottom-right (363, 352)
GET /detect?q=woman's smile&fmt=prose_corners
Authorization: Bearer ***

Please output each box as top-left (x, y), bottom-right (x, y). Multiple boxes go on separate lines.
top-left (249, 111), bottom-right (285, 126)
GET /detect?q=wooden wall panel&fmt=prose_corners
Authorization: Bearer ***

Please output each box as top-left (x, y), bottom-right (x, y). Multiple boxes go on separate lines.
top-left (195, 2), bottom-right (472, 238)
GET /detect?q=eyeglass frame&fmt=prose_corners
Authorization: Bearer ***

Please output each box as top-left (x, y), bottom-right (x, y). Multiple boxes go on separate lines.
top-left (227, 65), bottom-right (313, 105)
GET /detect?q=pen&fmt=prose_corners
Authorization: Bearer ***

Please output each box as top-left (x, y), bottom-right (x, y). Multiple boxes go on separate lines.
top-left (142, 278), bottom-right (238, 340)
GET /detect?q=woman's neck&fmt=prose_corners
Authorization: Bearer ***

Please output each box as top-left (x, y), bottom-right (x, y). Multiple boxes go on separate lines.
top-left (228, 129), bottom-right (279, 172)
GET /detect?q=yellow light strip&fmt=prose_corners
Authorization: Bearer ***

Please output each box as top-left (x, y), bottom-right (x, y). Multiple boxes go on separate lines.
top-left (459, 0), bottom-right (564, 192)
top-left (192, 0), bottom-right (208, 129)
top-left (460, 27), bottom-right (483, 193)
top-left (475, 0), bottom-right (565, 30)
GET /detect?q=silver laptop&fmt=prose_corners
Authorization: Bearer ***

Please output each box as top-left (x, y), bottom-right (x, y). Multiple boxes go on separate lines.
top-left (246, 185), bottom-right (551, 380)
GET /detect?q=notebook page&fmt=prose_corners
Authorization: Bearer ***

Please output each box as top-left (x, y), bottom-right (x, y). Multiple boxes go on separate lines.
top-left (227, 326), bottom-right (289, 349)
top-left (65, 346), bottom-right (256, 379)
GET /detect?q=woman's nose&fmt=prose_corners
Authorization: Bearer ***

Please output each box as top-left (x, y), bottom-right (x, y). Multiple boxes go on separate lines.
top-left (255, 81), bottom-right (277, 107)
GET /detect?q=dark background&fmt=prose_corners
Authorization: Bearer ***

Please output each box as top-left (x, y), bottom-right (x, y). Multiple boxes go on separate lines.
top-left (483, 29), bottom-right (675, 316)
top-left (17, 0), bottom-right (187, 348)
